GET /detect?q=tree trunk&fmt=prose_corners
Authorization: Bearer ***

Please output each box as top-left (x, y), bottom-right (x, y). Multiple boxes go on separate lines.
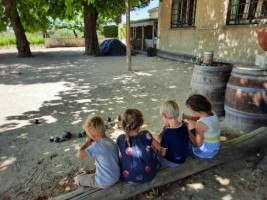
top-left (3, 0), bottom-right (32, 57)
top-left (43, 30), bottom-right (50, 38)
top-left (83, 0), bottom-right (98, 55)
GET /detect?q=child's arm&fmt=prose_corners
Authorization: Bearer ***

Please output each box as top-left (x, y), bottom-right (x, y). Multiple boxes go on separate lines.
top-left (152, 138), bottom-right (166, 156)
top-left (188, 121), bottom-right (206, 147)
top-left (77, 137), bottom-right (93, 159)
top-left (182, 113), bottom-right (200, 122)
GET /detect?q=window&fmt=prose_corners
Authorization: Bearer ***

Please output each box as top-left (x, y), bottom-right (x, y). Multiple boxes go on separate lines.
top-left (227, 0), bottom-right (267, 25)
top-left (171, 0), bottom-right (197, 28)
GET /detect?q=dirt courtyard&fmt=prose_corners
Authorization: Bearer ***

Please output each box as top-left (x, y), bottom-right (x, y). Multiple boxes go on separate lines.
top-left (0, 47), bottom-right (266, 200)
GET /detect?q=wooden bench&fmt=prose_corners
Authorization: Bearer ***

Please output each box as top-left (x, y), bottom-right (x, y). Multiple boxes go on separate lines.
top-left (53, 127), bottom-right (267, 200)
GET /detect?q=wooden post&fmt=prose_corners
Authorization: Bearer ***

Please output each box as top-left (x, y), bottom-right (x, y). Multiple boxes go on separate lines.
top-left (125, 0), bottom-right (132, 71)
top-left (142, 26), bottom-right (144, 50)
top-left (152, 22), bottom-right (155, 48)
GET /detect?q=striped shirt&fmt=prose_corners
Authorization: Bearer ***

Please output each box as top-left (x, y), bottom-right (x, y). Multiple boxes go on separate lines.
top-left (192, 114), bottom-right (221, 158)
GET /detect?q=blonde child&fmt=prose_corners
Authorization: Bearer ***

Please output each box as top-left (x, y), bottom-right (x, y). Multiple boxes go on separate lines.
top-left (74, 116), bottom-right (120, 188)
top-left (154, 100), bottom-right (189, 167)
top-left (116, 109), bottom-right (161, 183)
top-left (182, 94), bottom-right (221, 159)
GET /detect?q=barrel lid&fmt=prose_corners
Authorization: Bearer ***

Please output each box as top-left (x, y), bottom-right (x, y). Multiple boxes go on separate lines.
top-left (233, 64), bottom-right (267, 75)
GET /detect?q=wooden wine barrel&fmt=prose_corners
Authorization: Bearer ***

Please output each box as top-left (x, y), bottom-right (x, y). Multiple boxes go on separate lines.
top-left (224, 65), bottom-right (267, 131)
top-left (190, 63), bottom-right (233, 116)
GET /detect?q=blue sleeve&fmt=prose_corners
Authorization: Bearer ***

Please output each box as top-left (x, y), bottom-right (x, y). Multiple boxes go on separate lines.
top-left (161, 130), bottom-right (168, 149)
top-left (85, 142), bottom-right (98, 158)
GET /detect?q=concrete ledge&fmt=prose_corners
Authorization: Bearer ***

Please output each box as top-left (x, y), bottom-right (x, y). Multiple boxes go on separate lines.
top-left (156, 50), bottom-right (197, 63)
top-left (255, 54), bottom-right (267, 69)
top-left (45, 38), bottom-right (85, 48)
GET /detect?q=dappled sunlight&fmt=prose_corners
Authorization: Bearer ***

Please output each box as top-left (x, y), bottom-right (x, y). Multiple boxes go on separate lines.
top-left (221, 194), bottom-right (233, 200)
top-left (0, 82), bottom-right (74, 131)
top-left (76, 99), bottom-right (92, 104)
top-left (0, 50), bottom-right (197, 199)
top-left (0, 157), bottom-right (16, 172)
top-left (187, 183), bottom-right (204, 190)
top-left (109, 129), bottom-right (124, 141)
top-left (40, 115), bottom-right (57, 124)
top-left (72, 143), bottom-right (82, 150)
top-left (16, 132), bottom-right (28, 139)
top-left (215, 175), bottom-right (230, 186)
top-left (134, 71), bottom-right (153, 76)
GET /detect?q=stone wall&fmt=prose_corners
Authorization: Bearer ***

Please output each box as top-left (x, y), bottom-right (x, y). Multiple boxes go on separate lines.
top-left (44, 38), bottom-right (112, 48)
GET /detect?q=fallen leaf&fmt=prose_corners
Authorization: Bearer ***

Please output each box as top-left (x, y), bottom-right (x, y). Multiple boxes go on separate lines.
top-left (248, 185), bottom-right (256, 191)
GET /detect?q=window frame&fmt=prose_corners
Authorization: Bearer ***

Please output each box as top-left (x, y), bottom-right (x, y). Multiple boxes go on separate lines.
top-left (226, 0), bottom-right (267, 25)
top-left (171, 0), bottom-right (197, 29)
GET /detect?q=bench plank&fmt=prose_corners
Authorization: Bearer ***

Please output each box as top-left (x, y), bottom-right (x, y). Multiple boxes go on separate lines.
top-left (53, 127), bottom-right (267, 200)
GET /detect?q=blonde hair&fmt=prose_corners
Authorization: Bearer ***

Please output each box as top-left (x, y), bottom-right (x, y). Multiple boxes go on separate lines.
top-left (83, 116), bottom-right (106, 138)
top-left (160, 100), bottom-right (179, 118)
top-left (121, 109), bottom-right (144, 147)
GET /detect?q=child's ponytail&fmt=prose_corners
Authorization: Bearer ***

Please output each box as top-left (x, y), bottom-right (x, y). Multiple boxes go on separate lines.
top-left (121, 109), bottom-right (144, 147)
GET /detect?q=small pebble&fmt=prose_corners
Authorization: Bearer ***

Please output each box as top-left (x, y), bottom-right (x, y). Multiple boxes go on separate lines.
top-left (34, 119), bottom-right (39, 124)
top-left (19, 72), bottom-right (22, 75)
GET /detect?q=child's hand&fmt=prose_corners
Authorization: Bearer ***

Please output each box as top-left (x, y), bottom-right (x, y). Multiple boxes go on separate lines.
top-left (86, 136), bottom-right (94, 143)
top-left (162, 124), bottom-right (167, 130)
top-left (183, 121), bottom-right (189, 126)
top-left (162, 123), bottom-right (169, 130)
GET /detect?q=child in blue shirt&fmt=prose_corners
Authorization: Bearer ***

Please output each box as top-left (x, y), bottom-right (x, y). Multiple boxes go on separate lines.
top-left (74, 116), bottom-right (120, 188)
top-left (154, 100), bottom-right (189, 167)
top-left (117, 109), bottom-right (161, 183)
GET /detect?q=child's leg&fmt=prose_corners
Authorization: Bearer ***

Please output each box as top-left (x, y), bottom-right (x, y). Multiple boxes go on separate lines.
top-left (159, 155), bottom-right (180, 167)
top-left (74, 173), bottom-right (108, 189)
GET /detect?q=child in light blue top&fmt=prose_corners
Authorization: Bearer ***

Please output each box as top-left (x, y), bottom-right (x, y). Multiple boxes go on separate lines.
top-left (74, 116), bottom-right (120, 188)
top-left (183, 94), bottom-right (221, 159)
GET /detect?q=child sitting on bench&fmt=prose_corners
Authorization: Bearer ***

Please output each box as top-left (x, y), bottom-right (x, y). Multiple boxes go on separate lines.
top-left (117, 108), bottom-right (161, 183)
top-left (182, 94), bottom-right (221, 159)
top-left (154, 100), bottom-right (189, 167)
top-left (74, 116), bottom-right (120, 188)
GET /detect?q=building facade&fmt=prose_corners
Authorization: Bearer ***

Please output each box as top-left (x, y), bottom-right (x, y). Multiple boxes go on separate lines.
top-left (158, 0), bottom-right (267, 64)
